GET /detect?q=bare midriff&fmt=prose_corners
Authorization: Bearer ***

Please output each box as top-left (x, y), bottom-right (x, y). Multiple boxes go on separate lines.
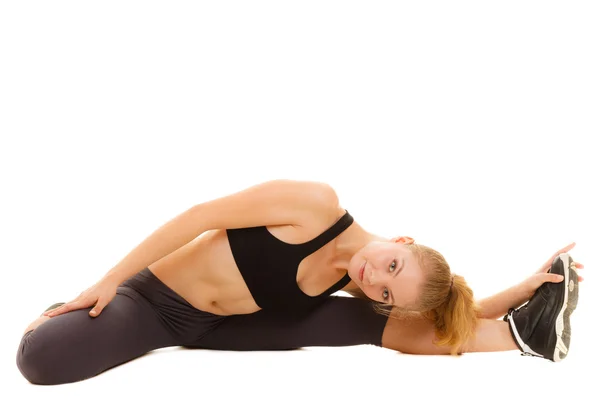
top-left (148, 214), bottom-right (355, 316)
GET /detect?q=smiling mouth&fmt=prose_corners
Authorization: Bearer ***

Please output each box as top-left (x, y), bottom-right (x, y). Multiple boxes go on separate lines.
top-left (359, 261), bottom-right (366, 282)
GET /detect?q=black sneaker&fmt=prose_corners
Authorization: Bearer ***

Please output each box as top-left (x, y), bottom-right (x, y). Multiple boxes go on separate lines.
top-left (504, 252), bottom-right (579, 361)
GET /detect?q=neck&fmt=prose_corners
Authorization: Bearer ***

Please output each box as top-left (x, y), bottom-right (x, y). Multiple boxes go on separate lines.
top-left (330, 222), bottom-right (386, 272)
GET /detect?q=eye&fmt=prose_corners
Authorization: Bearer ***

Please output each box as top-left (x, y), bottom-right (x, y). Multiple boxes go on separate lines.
top-left (389, 260), bottom-right (397, 273)
top-left (382, 287), bottom-right (389, 301)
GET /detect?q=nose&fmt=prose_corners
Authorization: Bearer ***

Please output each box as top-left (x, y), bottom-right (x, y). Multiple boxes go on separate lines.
top-left (365, 266), bottom-right (387, 286)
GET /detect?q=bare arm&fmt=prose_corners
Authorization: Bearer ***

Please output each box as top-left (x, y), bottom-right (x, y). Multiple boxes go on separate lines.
top-left (103, 205), bottom-right (206, 284)
top-left (475, 243), bottom-right (582, 320)
top-left (46, 179), bottom-right (339, 318)
top-left (104, 179), bottom-right (338, 285)
top-left (475, 282), bottom-right (532, 320)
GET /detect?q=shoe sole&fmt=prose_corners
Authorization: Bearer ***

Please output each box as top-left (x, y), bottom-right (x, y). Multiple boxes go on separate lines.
top-left (553, 253), bottom-right (579, 362)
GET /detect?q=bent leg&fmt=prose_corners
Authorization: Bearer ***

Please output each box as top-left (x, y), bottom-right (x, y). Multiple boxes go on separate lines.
top-left (16, 286), bottom-right (178, 385)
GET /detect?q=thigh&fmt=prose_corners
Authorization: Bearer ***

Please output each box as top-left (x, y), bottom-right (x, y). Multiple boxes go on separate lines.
top-left (194, 296), bottom-right (389, 351)
top-left (16, 286), bottom-right (178, 385)
top-left (197, 296), bottom-right (448, 355)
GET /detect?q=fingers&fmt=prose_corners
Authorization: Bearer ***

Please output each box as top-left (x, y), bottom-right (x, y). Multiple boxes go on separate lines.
top-left (44, 295), bottom-right (93, 317)
top-left (544, 272), bottom-right (585, 284)
top-left (558, 242), bottom-right (576, 255)
top-left (569, 261), bottom-right (585, 282)
top-left (43, 297), bottom-right (108, 318)
top-left (571, 262), bottom-right (585, 282)
top-left (548, 242), bottom-right (576, 263)
top-left (548, 242), bottom-right (576, 264)
top-left (544, 273), bottom-right (564, 283)
top-left (42, 303), bottom-right (64, 316)
top-left (538, 242), bottom-right (577, 273)
top-left (44, 301), bottom-right (82, 317)
top-left (89, 299), bottom-right (107, 317)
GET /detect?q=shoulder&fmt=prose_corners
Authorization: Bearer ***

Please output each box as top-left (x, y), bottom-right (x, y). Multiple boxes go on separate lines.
top-left (192, 179), bottom-right (343, 231)
top-left (278, 179), bottom-right (338, 203)
top-left (266, 179), bottom-right (341, 214)
top-left (263, 179), bottom-right (349, 233)
top-left (310, 181), bottom-right (341, 215)
top-left (294, 179), bottom-right (344, 215)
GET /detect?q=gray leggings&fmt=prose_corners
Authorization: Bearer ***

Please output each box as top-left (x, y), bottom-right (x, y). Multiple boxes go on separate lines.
top-left (16, 268), bottom-right (388, 385)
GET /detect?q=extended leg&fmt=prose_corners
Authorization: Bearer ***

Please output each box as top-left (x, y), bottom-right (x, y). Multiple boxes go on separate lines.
top-left (194, 296), bottom-right (388, 350)
top-left (194, 296), bottom-right (517, 355)
top-left (381, 312), bottom-right (516, 355)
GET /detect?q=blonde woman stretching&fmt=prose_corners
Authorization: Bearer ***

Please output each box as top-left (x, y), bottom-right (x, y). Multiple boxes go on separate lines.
top-left (16, 180), bottom-right (583, 385)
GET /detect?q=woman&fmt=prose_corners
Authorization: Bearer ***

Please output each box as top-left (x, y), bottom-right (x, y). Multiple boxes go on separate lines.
top-left (16, 179), bottom-right (583, 385)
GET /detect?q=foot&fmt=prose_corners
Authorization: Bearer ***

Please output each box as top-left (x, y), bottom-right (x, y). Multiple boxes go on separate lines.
top-left (504, 252), bottom-right (579, 361)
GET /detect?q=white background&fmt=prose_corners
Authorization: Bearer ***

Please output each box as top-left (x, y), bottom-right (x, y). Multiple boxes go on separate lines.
top-left (1, 1), bottom-right (598, 399)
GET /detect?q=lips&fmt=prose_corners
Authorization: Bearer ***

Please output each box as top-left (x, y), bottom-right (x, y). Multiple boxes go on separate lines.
top-left (359, 261), bottom-right (366, 282)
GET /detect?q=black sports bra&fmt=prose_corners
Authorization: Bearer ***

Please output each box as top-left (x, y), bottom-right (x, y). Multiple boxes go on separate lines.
top-left (226, 210), bottom-right (354, 311)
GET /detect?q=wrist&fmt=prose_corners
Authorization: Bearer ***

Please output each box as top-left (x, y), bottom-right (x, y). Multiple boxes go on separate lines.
top-left (515, 280), bottom-right (534, 305)
top-left (103, 270), bottom-right (124, 287)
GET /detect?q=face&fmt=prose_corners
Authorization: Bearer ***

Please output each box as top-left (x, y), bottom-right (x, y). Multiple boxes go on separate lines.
top-left (349, 238), bottom-right (425, 309)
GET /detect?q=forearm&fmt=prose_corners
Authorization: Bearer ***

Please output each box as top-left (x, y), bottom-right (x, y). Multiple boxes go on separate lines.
top-left (476, 282), bottom-right (530, 320)
top-left (104, 205), bottom-right (206, 284)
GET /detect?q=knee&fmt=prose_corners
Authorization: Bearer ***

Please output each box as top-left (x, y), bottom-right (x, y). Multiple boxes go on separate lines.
top-left (16, 329), bottom-right (73, 385)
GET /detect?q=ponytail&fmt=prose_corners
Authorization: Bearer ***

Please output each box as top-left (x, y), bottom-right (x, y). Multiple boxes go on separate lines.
top-left (423, 274), bottom-right (479, 355)
top-left (404, 243), bottom-right (479, 355)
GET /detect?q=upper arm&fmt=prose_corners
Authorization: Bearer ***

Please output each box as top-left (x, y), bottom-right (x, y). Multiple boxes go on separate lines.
top-left (191, 179), bottom-right (340, 231)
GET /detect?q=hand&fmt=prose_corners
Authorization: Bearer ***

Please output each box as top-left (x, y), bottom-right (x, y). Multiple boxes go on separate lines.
top-left (43, 275), bottom-right (120, 318)
top-left (521, 242), bottom-right (584, 298)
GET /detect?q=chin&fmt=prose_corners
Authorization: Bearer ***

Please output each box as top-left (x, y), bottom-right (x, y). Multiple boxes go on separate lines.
top-left (349, 254), bottom-right (361, 273)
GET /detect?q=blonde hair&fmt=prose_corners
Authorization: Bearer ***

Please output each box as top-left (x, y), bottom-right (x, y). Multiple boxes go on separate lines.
top-left (370, 243), bottom-right (479, 355)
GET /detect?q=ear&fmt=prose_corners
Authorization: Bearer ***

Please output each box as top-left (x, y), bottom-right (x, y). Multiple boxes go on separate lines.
top-left (391, 236), bottom-right (415, 244)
